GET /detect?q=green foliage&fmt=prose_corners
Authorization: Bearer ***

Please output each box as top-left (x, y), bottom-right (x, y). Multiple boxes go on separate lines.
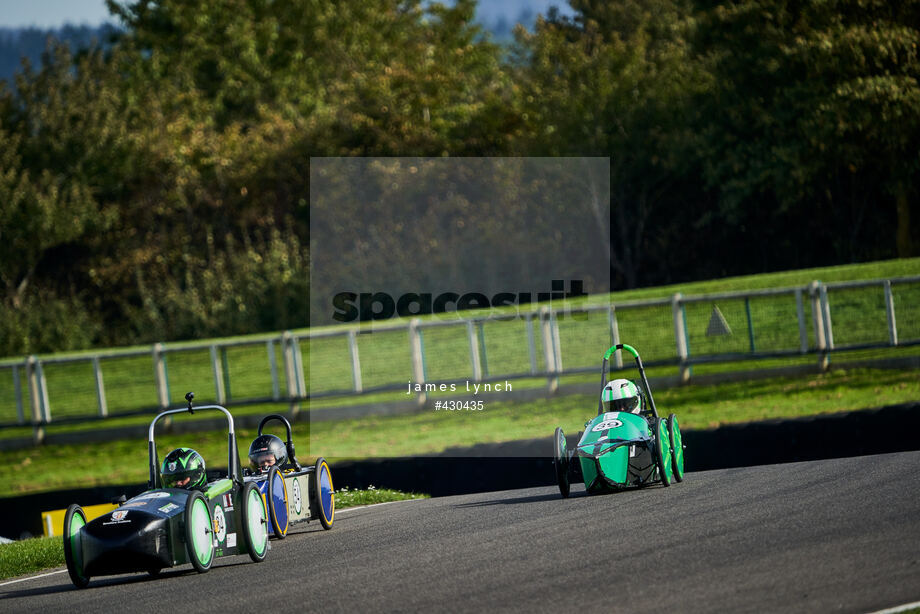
top-left (511, 0), bottom-right (712, 287)
top-left (691, 0), bottom-right (920, 264)
top-left (0, 0), bottom-right (916, 357)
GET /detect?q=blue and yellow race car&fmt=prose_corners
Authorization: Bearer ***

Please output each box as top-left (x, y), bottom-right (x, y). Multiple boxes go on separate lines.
top-left (243, 414), bottom-right (334, 538)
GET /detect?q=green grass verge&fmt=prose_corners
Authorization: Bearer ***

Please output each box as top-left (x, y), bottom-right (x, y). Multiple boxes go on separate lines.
top-left (2, 366), bottom-right (917, 497)
top-left (0, 487), bottom-right (427, 581)
top-left (0, 535), bottom-right (63, 581)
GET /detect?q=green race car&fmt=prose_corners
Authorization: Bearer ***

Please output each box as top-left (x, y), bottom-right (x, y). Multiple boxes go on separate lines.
top-left (553, 344), bottom-right (685, 497)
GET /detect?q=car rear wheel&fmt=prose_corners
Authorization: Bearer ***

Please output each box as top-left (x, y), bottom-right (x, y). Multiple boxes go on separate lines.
top-left (553, 427), bottom-right (570, 498)
top-left (668, 413), bottom-right (684, 482)
top-left (63, 504), bottom-right (90, 588)
top-left (655, 418), bottom-right (673, 487)
top-left (184, 491), bottom-right (214, 572)
top-left (242, 482), bottom-right (269, 562)
top-left (265, 465), bottom-right (289, 539)
top-left (311, 458), bottom-right (335, 529)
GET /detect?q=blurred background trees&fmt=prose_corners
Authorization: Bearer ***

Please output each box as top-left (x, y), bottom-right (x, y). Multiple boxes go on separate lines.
top-left (0, 0), bottom-right (916, 355)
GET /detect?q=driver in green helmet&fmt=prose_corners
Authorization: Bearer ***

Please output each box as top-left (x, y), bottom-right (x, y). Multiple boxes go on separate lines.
top-left (161, 447), bottom-right (207, 489)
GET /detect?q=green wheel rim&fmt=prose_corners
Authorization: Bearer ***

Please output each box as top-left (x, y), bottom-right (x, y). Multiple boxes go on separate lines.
top-left (671, 415), bottom-right (684, 478)
top-left (189, 497), bottom-right (213, 566)
top-left (247, 487), bottom-right (268, 556)
top-left (553, 427), bottom-right (570, 498)
top-left (66, 509), bottom-right (86, 582)
top-left (658, 419), bottom-right (674, 483)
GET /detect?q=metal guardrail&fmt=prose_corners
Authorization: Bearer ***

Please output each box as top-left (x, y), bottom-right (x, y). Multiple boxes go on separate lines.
top-left (1, 276), bottom-right (919, 442)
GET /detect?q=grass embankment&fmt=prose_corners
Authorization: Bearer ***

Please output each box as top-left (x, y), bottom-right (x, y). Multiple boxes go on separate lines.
top-left (2, 366), bottom-right (917, 497)
top-left (0, 487), bottom-right (426, 581)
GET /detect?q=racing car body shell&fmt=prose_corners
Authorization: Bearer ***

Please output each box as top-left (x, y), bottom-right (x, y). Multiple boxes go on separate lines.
top-left (577, 412), bottom-right (657, 492)
top-left (79, 481), bottom-right (243, 576)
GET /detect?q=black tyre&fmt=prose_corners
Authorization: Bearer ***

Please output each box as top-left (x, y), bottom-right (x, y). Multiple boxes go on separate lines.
top-left (184, 491), bottom-right (214, 572)
top-left (668, 413), bottom-right (685, 482)
top-left (654, 418), bottom-right (672, 487)
top-left (553, 427), bottom-right (570, 498)
top-left (63, 504), bottom-right (89, 588)
top-left (265, 465), bottom-right (289, 539)
top-left (241, 482), bottom-right (269, 562)
top-left (312, 458), bottom-right (335, 530)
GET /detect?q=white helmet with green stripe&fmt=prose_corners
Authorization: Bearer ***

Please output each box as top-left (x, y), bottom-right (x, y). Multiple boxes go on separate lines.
top-left (602, 379), bottom-right (642, 413)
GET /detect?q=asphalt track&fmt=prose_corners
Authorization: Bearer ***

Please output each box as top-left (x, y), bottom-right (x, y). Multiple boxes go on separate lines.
top-left (3, 451), bottom-right (919, 613)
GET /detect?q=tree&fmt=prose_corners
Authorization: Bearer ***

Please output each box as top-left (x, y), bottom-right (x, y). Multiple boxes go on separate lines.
top-left (511, 0), bottom-right (710, 288)
top-left (692, 0), bottom-right (920, 263)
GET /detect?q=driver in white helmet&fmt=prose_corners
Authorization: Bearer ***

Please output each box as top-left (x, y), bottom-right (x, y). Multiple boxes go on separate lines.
top-left (601, 379), bottom-right (643, 413)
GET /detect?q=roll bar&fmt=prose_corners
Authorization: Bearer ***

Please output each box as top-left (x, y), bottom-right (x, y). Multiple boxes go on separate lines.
top-left (257, 414), bottom-right (302, 471)
top-left (147, 392), bottom-right (243, 489)
top-left (597, 344), bottom-right (659, 419)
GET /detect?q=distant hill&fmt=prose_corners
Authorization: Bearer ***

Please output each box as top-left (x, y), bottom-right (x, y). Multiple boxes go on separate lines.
top-left (0, 24), bottom-right (118, 85)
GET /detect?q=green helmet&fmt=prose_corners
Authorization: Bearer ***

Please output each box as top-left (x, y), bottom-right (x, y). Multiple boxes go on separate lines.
top-left (602, 379), bottom-right (642, 413)
top-left (161, 448), bottom-right (206, 490)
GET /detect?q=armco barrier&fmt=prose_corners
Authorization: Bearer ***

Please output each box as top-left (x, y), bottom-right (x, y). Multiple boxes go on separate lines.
top-left (4, 402), bottom-right (919, 541)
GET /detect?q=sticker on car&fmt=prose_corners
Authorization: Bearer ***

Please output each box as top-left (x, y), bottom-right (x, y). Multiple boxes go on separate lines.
top-left (592, 419), bottom-right (623, 431)
top-left (213, 505), bottom-right (227, 543)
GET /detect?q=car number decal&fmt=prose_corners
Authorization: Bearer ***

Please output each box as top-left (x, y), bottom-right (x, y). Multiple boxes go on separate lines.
top-left (592, 419), bottom-right (623, 431)
top-left (213, 505), bottom-right (227, 543)
top-left (291, 478), bottom-right (303, 516)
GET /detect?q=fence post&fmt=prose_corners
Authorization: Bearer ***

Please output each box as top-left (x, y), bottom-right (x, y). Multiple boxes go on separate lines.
top-left (153, 343), bottom-right (170, 409)
top-left (26, 356), bottom-right (46, 444)
top-left (293, 337), bottom-right (306, 403)
top-left (210, 345), bottom-right (226, 404)
top-left (477, 322), bottom-right (489, 377)
top-left (467, 320), bottom-right (483, 382)
top-left (820, 285), bottom-right (834, 350)
top-left (409, 319), bottom-right (426, 406)
top-left (348, 329), bottom-right (363, 393)
top-left (281, 332), bottom-right (301, 415)
top-left (540, 307), bottom-right (559, 394)
top-left (809, 282), bottom-right (829, 371)
top-left (608, 306), bottom-right (623, 369)
top-left (884, 280), bottom-right (898, 346)
top-left (92, 356), bottom-right (108, 417)
top-left (552, 311), bottom-right (563, 374)
top-left (795, 288), bottom-right (808, 354)
top-left (38, 361), bottom-right (51, 423)
top-left (672, 293), bottom-right (690, 383)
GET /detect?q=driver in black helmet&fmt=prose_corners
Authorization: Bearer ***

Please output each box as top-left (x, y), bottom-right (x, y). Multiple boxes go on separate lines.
top-left (248, 434), bottom-right (287, 474)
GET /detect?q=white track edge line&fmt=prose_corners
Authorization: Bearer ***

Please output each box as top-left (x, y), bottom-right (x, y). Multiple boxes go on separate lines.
top-left (0, 569), bottom-right (65, 588)
top-left (0, 498), bottom-right (426, 587)
top-left (865, 600), bottom-right (920, 614)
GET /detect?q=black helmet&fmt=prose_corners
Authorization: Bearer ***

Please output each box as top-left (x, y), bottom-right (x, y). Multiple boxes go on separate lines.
top-left (161, 448), bottom-right (206, 489)
top-left (249, 434), bottom-right (287, 472)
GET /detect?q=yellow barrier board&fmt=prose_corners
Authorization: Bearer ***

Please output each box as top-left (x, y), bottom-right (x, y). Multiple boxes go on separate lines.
top-left (42, 503), bottom-right (118, 537)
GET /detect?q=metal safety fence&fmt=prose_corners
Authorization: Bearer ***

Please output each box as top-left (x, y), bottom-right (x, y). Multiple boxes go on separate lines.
top-left (2, 276), bottom-right (919, 440)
